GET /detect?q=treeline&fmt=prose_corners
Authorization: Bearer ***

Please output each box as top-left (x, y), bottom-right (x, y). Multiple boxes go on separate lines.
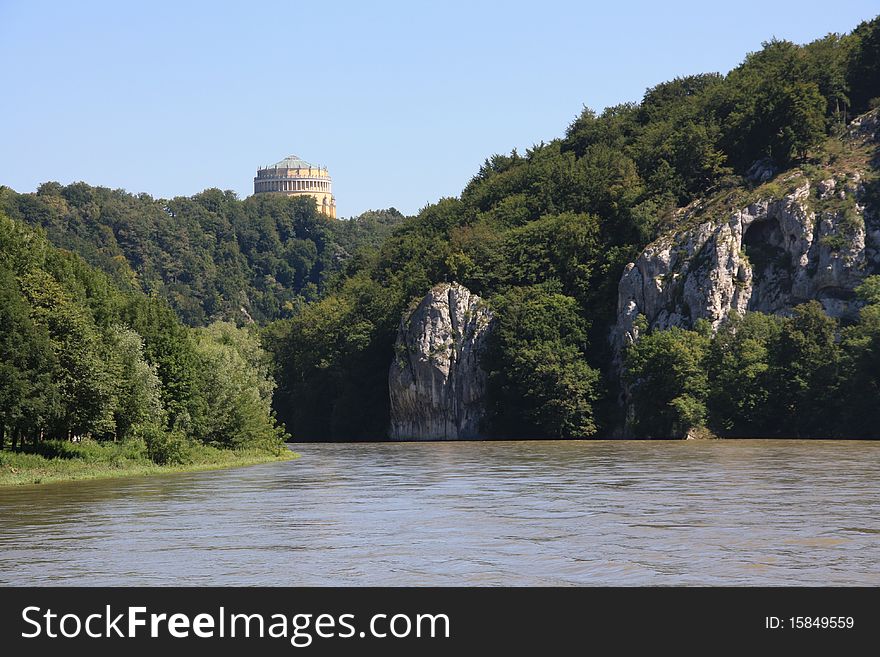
top-left (0, 212), bottom-right (285, 461)
top-left (0, 183), bottom-right (405, 326)
top-left (268, 17), bottom-right (880, 440)
top-left (3, 17), bottom-right (878, 442)
top-left (625, 278), bottom-right (880, 438)
top-left (564, 16), bottom-right (879, 207)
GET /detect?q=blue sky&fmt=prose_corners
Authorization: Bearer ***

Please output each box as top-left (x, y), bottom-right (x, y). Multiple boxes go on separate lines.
top-left (1, 1), bottom-right (877, 217)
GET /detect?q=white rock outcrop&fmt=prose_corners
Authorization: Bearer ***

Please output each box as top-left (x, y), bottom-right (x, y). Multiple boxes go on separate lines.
top-left (613, 173), bottom-right (874, 363)
top-left (389, 283), bottom-right (494, 440)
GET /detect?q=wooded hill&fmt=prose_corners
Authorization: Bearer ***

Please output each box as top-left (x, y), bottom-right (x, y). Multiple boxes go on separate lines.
top-left (0, 184), bottom-right (404, 326)
top-left (3, 15), bottom-right (879, 441)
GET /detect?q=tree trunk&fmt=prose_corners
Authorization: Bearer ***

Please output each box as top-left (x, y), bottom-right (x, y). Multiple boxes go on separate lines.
top-left (11, 427), bottom-right (19, 452)
top-left (0, 424), bottom-right (5, 451)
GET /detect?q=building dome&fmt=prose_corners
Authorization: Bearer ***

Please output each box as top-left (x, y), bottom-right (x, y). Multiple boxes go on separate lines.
top-left (269, 155), bottom-right (318, 170)
top-left (253, 154), bottom-right (336, 219)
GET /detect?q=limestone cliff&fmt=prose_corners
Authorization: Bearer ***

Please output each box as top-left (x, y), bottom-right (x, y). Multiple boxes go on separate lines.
top-left (388, 283), bottom-right (494, 440)
top-left (613, 110), bottom-right (879, 363)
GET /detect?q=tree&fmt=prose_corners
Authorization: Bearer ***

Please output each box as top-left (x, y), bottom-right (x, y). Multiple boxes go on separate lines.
top-left (485, 284), bottom-right (600, 438)
top-left (720, 40), bottom-right (828, 168)
top-left (803, 32), bottom-right (851, 124)
top-left (0, 267), bottom-right (56, 448)
top-left (121, 295), bottom-right (202, 432)
top-left (192, 322), bottom-right (286, 450)
top-left (268, 273), bottom-right (400, 441)
top-left (19, 269), bottom-right (117, 439)
top-left (632, 74), bottom-right (730, 202)
top-left (847, 16), bottom-right (880, 113)
top-left (107, 325), bottom-right (164, 439)
top-left (501, 212), bottom-right (601, 306)
top-left (769, 302), bottom-right (841, 437)
top-left (707, 312), bottom-right (782, 435)
top-left (0, 210), bottom-right (286, 454)
top-left (624, 321), bottom-right (711, 438)
top-left (778, 81), bottom-right (827, 161)
top-left (838, 276), bottom-right (880, 437)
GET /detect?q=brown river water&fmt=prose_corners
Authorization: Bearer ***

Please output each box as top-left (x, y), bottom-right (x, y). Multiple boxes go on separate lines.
top-left (0, 440), bottom-right (877, 585)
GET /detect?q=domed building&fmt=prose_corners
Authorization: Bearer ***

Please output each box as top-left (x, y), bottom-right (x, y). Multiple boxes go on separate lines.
top-left (253, 155), bottom-right (336, 218)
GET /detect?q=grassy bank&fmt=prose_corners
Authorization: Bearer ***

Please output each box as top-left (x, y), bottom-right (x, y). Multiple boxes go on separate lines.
top-left (0, 439), bottom-right (297, 487)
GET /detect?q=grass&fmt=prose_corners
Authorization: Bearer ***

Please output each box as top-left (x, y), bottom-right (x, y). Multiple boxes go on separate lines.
top-left (661, 125), bottom-right (876, 235)
top-left (0, 439), bottom-right (298, 487)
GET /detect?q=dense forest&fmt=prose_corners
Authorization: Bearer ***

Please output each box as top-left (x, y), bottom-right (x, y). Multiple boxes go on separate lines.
top-left (0, 212), bottom-right (286, 464)
top-left (626, 290), bottom-right (880, 439)
top-left (267, 15), bottom-right (880, 440)
top-left (0, 184), bottom-right (405, 326)
top-left (3, 15), bottom-right (880, 445)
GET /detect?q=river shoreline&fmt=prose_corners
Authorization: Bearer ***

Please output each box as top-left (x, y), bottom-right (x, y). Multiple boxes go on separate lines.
top-left (2, 440), bottom-right (875, 585)
top-left (0, 442), bottom-right (297, 487)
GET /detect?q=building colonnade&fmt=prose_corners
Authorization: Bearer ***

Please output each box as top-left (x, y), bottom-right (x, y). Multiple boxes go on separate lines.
top-left (254, 178), bottom-right (332, 193)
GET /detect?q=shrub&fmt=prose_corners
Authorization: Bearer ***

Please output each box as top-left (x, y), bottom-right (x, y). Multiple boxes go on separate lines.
top-left (137, 425), bottom-right (192, 465)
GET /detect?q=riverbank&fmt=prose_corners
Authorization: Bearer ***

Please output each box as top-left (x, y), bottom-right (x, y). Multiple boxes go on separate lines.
top-left (0, 440), bottom-right (297, 487)
top-left (3, 440), bottom-right (874, 585)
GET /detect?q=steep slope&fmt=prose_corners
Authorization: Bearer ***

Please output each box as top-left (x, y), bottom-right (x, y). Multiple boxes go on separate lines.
top-left (388, 283), bottom-right (494, 440)
top-left (614, 110), bottom-right (880, 363)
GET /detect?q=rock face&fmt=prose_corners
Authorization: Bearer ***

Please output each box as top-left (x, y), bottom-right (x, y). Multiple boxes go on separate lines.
top-left (613, 110), bottom-right (880, 363)
top-left (389, 283), bottom-right (494, 440)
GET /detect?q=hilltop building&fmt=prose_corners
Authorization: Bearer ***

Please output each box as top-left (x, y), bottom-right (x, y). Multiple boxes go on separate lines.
top-left (254, 155), bottom-right (336, 218)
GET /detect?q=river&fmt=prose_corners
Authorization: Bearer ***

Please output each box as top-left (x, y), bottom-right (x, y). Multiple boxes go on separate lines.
top-left (0, 440), bottom-right (877, 585)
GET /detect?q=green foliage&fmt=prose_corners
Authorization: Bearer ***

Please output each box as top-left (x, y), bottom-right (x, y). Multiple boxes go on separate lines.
top-left (0, 212), bottom-right (285, 454)
top-left (0, 437), bottom-right (291, 486)
top-left (624, 322), bottom-right (711, 437)
top-left (139, 425), bottom-right (191, 466)
top-left (267, 274), bottom-right (401, 440)
top-left (484, 285), bottom-right (600, 438)
top-left (1, 183), bottom-right (404, 326)
top-left (330, 208), bottom-right (406, 256)
top-left (706, 312), bottom-right (782, 434)
top-left (720, 40), bottom-right (828, 168)
top-left (264, 15), bottom-right (880, 440)
top-left (191, 322), bottom-right (286, 450)
top-left (6, 15), bottom-right (880, 443)
top-left (847, 17), bottom-right (880, 114)
top-left (18, 267), bottom-right (118, 440)
top-left (839, 296), bottom-right (880, 437)
top-left (500, 212), bottom-right (601, 304)
top-left (0, 266), bottom-right (56, 444)
top-left (107, 325), bottom-right (165, 438)
top-left (626, 301), bottom-right (880, 438)
top-left (775, 303), bottom-right (841, 434)
top-left (631, 74), bottom-right (731, 202)
top-left (855, 275), bottom-right (880, 304)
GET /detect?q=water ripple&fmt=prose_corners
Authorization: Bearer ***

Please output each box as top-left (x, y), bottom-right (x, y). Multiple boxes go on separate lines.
top-left (0, 439), bottom-right (878, 586)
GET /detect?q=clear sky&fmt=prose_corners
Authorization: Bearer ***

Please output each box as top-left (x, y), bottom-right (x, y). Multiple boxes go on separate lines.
top-left (1, 1), bottom-right (877, 217)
